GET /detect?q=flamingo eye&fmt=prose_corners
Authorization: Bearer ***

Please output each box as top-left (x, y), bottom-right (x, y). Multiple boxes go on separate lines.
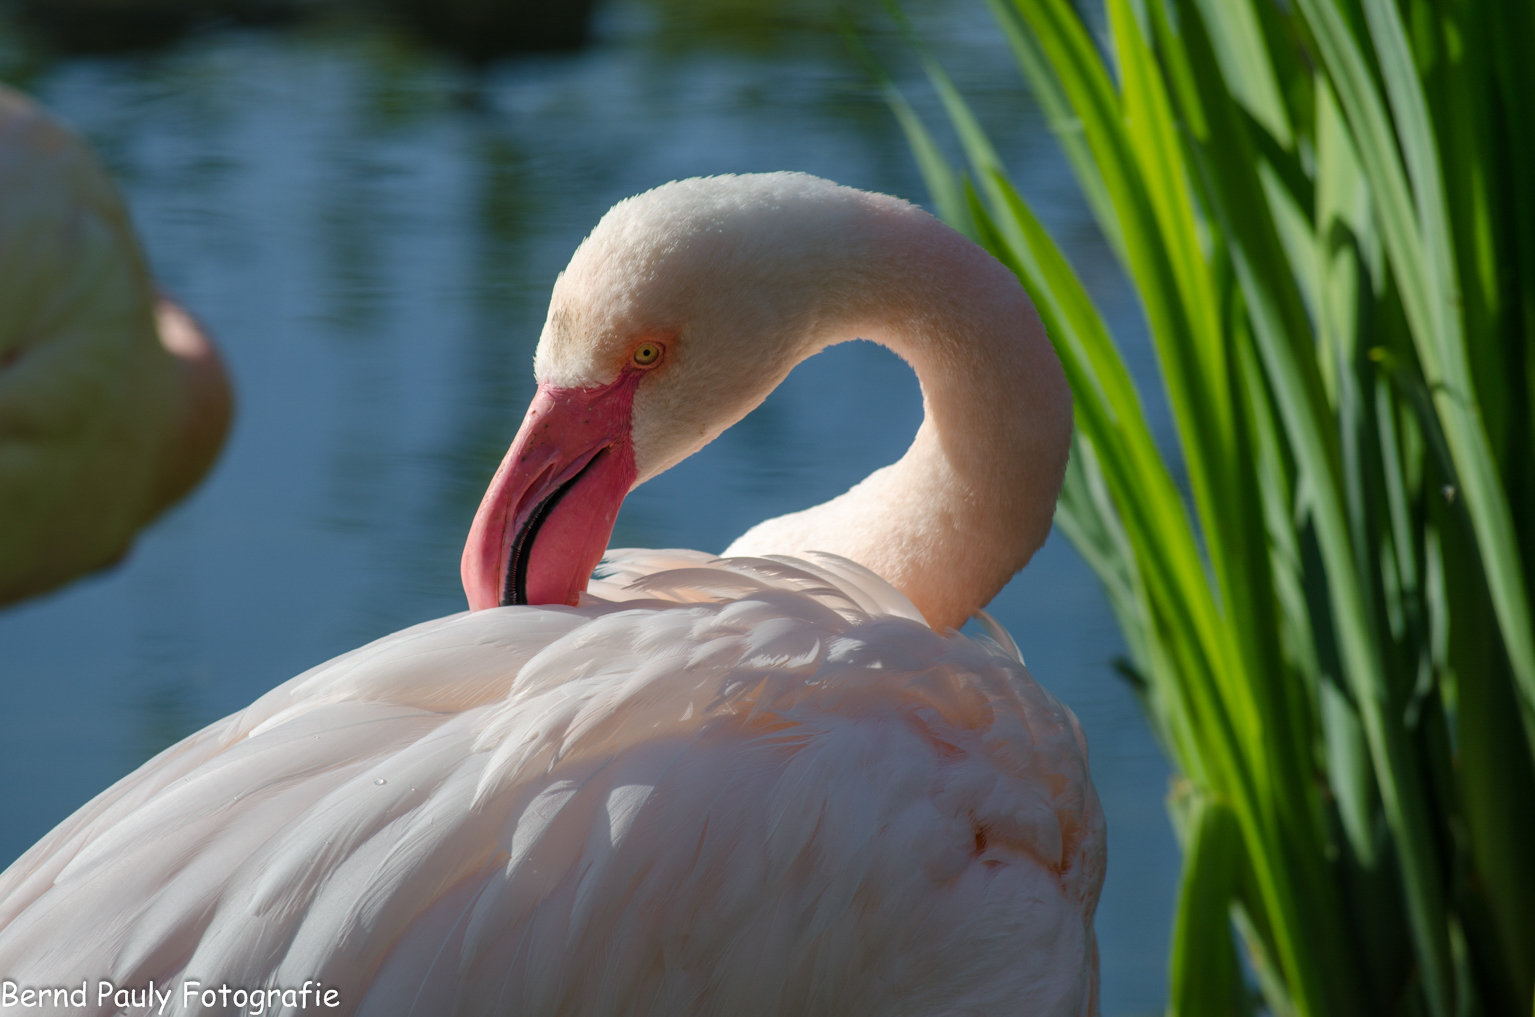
top-left (632, 342), bottom-right (663, 367)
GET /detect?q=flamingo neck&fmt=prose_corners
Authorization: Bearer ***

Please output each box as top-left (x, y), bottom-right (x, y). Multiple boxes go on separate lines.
top-left (723, 206), bottom-right (1071, 631)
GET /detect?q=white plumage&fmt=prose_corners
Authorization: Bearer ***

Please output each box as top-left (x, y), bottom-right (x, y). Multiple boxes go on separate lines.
top-left (0, 553), bottom-right (1100, 1015)
top-left (0, 173), bottom-right (1103, 1015)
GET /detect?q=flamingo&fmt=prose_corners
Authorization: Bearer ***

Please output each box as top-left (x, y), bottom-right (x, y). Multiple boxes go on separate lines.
top-left (0, 85), bottom-right (232, 607)
top-left (0, 173), bottom-right (1102, 1015)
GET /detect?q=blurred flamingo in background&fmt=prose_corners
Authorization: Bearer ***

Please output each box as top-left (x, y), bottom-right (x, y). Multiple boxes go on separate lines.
top-left (0, 85), bottom-right (232, 607)
top-left (0, 173), bottom-right (1102, 1015)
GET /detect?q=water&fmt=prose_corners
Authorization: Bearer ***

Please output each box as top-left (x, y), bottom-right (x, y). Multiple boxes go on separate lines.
top-left (0, 3), bottom-right (1178, 1012)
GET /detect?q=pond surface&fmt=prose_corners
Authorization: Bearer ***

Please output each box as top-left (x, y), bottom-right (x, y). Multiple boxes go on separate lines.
top-left (0, 2), bottom-right (1177, 1012)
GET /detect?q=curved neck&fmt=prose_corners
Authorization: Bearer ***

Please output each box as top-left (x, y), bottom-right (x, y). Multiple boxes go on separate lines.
top-left (724, 205), bottom-right (1071, 630)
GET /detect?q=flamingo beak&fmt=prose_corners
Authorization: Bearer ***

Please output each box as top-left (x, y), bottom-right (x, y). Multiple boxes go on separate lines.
top-left (461, 371), bottom-right (642, 610)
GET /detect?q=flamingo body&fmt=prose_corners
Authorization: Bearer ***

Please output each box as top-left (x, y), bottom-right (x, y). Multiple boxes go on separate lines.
top-left (0, 553), bottom-right (1101, 1015)
top-left (0, 173), bottom-right (1103, 1014)
top-left (0, 85), bottom-right (231, 606)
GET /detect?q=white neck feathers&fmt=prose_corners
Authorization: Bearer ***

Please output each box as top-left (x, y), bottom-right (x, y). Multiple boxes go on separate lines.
top-left (722, 189), bottom-right (1071, 630)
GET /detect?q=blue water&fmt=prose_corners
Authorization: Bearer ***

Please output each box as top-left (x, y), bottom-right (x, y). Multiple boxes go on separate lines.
top-left (0, 3), bottom-right (1177, 1012)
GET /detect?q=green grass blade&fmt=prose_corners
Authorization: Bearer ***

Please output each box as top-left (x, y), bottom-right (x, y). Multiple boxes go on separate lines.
top-left (1187, 0), bottom-right (1292, 145)
top-left (1170, 793), bottom-right (1250, 1016)
top-left (1194, 20), bottom-right (1459, 1017)
top-left (1298, 0), bottom-right (1535, 750)
top-left (981, 0), bottom-right (1123, 261)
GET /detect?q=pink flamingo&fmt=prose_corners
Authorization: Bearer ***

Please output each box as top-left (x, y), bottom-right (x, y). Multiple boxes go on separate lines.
top-left (0, 85), bottom-right (232, 607)
top-left (0, 173), bottom-right (1101, 1016)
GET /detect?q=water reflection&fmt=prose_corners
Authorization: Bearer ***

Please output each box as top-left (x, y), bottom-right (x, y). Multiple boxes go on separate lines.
top-left (12, 0), bottom-right (291, 55)
top-left (0, 4), bottom-right (1175, 1012)
top-left (385, 0), bottom-right (599, 61)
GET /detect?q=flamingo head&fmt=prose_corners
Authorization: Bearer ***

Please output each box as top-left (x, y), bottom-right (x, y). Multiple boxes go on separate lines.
top-left (461, 173), bottom-right (872, 610)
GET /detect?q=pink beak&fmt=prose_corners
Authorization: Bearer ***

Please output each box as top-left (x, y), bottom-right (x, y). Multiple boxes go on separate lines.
top-left (460, 371), bottom-right (642, 610)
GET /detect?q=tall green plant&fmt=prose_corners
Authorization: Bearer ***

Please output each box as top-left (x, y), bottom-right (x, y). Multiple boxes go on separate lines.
top-left (873, 0), bottom-right (1535, 1012)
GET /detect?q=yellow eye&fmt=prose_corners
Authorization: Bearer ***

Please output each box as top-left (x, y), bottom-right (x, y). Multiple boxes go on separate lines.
top-left (632, 342), bottom-right (663, 366)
